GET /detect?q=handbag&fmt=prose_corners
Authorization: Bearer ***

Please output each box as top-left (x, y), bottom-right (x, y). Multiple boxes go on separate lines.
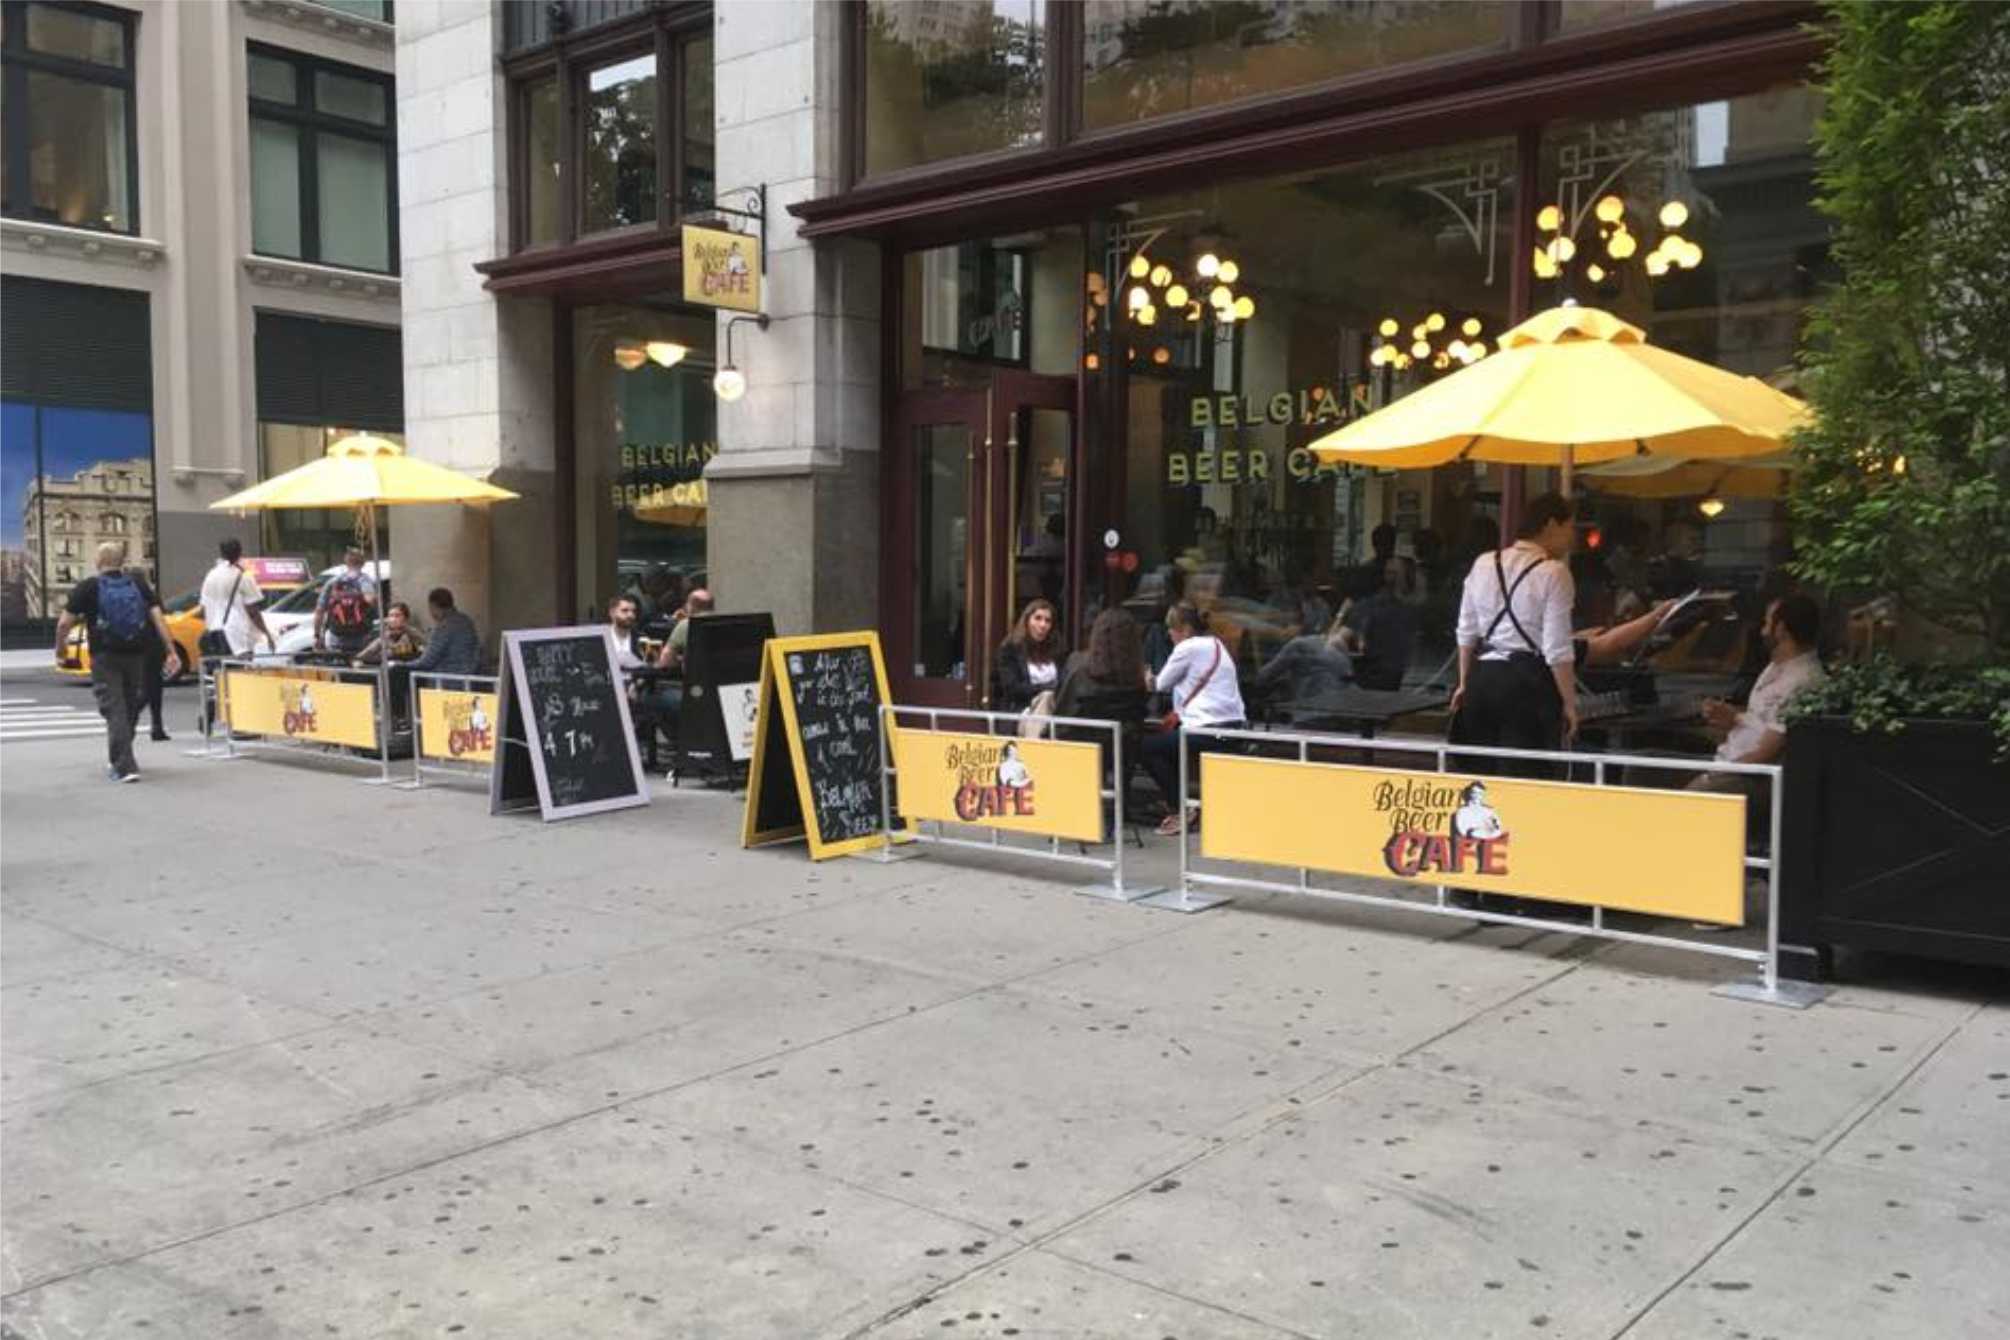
top-left (1018, 689), bottom-right (1057, 740)
top-left (197, 569), bottom-right (244, 658)
top-left (1158, 637), bottom-right (1222, 732)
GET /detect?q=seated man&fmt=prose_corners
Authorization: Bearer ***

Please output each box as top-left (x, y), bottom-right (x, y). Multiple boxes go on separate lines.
top-left (401, 589), bottom-right (481, 704)
top-left (1692, 593), bottom-right (1825, 808)
top-left (609, 595), bottom-right (675, 759)
top-left (653, 586), bottom-right (713, 680)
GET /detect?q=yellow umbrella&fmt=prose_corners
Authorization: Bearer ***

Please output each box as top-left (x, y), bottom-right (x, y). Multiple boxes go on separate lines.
top-left (1585, 450), bottom-right (1794, 500)
top-left (209, 433), bottom-right (518, 510)
top-left (208, 433), bottom-right (517, 781)
top-left (1309, 305), bottom-right (1810, 476)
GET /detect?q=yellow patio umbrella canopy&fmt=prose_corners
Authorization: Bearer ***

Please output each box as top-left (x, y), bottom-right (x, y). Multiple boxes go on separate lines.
top-left (633, 477), bottom-right (708, 529)
top-left (1584, 450), bottom-right (1793, 501)
top-left (1309, 305), bottom-right (1809, 469)
top-left (209, 433), bottom-right (518, 511)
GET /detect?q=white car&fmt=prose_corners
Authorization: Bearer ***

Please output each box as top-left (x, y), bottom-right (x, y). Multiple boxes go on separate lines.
top-left (261, 562), bottom-right (394, 659)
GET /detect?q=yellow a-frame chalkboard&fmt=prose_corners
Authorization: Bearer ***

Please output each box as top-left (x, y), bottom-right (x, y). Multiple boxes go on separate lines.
top-left (741, 631), bottom-right (911, 860)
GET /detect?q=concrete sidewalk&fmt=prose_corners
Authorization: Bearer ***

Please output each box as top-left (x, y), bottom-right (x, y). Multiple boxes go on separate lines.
top-left (1, 723), bottom-right (2004, 1338)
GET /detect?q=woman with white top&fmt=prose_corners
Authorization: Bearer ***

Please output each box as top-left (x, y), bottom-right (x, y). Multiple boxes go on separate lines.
top-left (993, 598), bottom-right (1065, 714)
top-left (1142, 602), bottom-right (1246, 835)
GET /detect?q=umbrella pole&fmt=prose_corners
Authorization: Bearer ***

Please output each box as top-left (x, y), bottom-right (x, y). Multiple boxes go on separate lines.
top-left (371, 503), bottom-right (390, 785)
top-left (1561, 444), bottom-right (1575, 499)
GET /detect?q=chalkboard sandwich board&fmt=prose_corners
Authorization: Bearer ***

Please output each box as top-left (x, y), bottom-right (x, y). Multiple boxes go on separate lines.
top-left (491, 626), bottom-right (651, 822)
top-left (742, 630), bottom-right (911, 859)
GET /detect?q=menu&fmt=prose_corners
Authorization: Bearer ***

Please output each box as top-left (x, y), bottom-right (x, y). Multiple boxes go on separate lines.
top-left (491, 627), bottom-right (649, 821)
top-left (742, 631), bottom-right (908, 859)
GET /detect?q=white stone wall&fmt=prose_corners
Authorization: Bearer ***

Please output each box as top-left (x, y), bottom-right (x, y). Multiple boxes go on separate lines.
top-left (709, 1), bottom-right (882, 633)
top-left (393, 0), bottom-right (507, 474)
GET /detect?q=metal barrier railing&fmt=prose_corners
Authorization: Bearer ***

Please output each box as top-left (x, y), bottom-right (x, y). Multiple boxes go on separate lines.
top-left (191, 655), bottom-right (394, 782)
top-left (875, 704), bottom-right (1161, 902)
top-left (402, 672), bottom-right (500, 789)
top-left (1160, 724), bottom-right (1821, 1009)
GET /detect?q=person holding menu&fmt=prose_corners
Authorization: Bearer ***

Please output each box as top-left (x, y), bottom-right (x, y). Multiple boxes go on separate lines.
top-left (1450, 493), bottom-right (1580, 762)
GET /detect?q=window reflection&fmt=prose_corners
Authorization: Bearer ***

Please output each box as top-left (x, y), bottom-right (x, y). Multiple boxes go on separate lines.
top-left (582, 53), bottom-right (658, 233)
top-left (1083, 0), bottom-right (1502, 130)
top-left (1102, 139), bottom-right (1517, 685)
top-left (864, 0), bottom-right (1046, 175)
top-left (1538, 86), bottom-right (1826, 644)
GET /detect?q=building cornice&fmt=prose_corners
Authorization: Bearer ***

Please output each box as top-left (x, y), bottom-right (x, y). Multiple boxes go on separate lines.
top-left (1, 219), bottom-right (164, 270)
top-left (238, 0), bottom-right (394, 51)
top-left (242, 255), bottom-right (401, 304)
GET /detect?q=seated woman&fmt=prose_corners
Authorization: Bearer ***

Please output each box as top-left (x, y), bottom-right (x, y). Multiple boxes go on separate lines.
top-left (1141, 603), bottom-right (1247, 836)
top-left (1055, 608), bottom-right (1151, 717)
top-left (992, 598), bottom-right (1065, 715)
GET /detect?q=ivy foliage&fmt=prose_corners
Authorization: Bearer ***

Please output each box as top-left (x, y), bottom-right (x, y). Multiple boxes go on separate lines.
top-left (1785, 656), bottom-right (2010, 758)
top-left (1791, 1), bottom-right (2010, 657)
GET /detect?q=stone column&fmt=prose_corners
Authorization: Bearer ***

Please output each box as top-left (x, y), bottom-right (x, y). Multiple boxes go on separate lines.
top-left (393, 0), bottom-right (558, 645)
top-left (707, 2), bottom-right (882, 636)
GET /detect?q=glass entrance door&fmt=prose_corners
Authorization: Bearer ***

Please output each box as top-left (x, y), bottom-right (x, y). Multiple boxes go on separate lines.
top-left (892, 375), bottom-right (1077, 708)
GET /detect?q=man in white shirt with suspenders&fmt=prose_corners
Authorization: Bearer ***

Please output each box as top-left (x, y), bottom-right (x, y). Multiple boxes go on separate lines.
top-left (1451, 492), bottom-right (1580, 759)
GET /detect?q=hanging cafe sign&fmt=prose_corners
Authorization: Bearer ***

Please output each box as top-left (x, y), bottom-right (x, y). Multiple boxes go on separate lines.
top-left (1167, 382), bottom-right (1370, 486)
top-left (681, 185), bottom-right (768, 315)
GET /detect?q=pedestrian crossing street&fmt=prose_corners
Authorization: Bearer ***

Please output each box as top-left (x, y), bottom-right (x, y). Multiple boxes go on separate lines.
top-left (0, 695), bottom-right (106, 744)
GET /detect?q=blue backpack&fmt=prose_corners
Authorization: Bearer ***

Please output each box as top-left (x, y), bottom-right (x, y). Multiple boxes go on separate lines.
top-left (94, 572), bottom-right (149, 650)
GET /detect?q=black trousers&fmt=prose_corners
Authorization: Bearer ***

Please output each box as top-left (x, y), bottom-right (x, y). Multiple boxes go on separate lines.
top-left (1456, 655), bottom-right (1562, 776)
top-left (1140, 721), bottom-right (1245, 811)
top-left (130, 639), bottom-right (166, 734)
top-left (90, 649), bottom-right (146, 775)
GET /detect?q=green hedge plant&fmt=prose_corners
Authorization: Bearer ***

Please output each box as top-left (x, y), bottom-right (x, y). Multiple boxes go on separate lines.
top-left (1789, 0), bottom-right (2010, 746)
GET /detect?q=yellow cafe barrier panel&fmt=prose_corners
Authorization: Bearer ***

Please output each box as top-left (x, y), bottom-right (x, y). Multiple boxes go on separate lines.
top-left (876, 704), bottom-right (1161, 903)
top-left (1148, 725), bottom-right (1822, 1009)
top-left (194, 657), bottom-right (394, 781)
top-left (404, 672), bottom-right (500, 789)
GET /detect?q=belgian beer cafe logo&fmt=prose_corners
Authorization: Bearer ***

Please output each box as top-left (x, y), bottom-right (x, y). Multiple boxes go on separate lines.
top-left (1377, 777), bottom-right (1511, 878)
top-left (281, 683), bottom-right (319, 737)
top-left (444, 695), bottom-right (493, 757)
top-left (945, 740), bottom-right (1037, 822)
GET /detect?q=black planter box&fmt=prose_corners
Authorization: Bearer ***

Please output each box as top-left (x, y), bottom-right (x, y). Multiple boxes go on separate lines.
top-left (1780, 716), bottom-right (2010, 980)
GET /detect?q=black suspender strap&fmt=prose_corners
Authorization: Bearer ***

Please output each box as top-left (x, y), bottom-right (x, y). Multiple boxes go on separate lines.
top-left (1484, 549), bottom-right (1548, 657)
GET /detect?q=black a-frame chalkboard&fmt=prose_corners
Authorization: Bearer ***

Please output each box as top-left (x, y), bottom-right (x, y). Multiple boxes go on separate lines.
top-left (490, 626), bottom-right (650, 822)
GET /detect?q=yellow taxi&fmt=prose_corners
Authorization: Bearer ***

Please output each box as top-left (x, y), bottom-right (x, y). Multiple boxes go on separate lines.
top-left (58, 556), bottom-right (313, 681)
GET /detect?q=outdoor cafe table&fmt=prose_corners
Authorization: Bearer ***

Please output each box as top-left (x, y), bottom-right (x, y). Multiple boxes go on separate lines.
top-left (1269, 687), bottom-right (1450, 737)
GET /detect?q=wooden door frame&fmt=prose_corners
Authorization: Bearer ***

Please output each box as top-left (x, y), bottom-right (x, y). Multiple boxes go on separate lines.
top-left (885, 387), bottom-right (989, 708)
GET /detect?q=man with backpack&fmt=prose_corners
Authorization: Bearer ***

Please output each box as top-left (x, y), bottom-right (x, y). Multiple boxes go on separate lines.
top-left (314, 547), bottom-right (378, 657)
top-left (52, 541), bottom-right (181, 782)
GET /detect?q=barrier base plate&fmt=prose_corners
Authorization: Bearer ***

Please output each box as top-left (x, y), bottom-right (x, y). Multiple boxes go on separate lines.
top-left (1075, 882), bottom-right (1161, 904)
top-left (1133, 886), bottom-right (1233, 914)
top-left (851, 840), bottom-right (925, 865)
top-left (1712, 978), bottom-right (1830, 1010)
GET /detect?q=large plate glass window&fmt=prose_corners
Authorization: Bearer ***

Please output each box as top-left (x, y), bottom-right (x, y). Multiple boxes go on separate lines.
top-left (863, 0), bottom-right (1046, 176)
top-left (1081, 0), bottom-right (1503, 132)
top-left (1, 0), bottom-right (138, 233)
top-left (247, 45), bottom-right (397, 273)
top-left (1535, 84), bottom-right (1826, 647)
top-left (1100, 139), bottom-right (1517, 689)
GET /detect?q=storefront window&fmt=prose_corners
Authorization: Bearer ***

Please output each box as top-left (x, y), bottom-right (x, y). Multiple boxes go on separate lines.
top-left (864, 0), bottom-right (1046, 176)
top-left (582, 51), bottom-right (657, 233)
top-left (1101, 138), bottom-right (1517, 686)
top-left (1536, 85), bottom-right (1825, 631)
top-left (1082, 0), bottom-right (1503, 131)
top-left (572, 303), bottom-right (717, 626)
